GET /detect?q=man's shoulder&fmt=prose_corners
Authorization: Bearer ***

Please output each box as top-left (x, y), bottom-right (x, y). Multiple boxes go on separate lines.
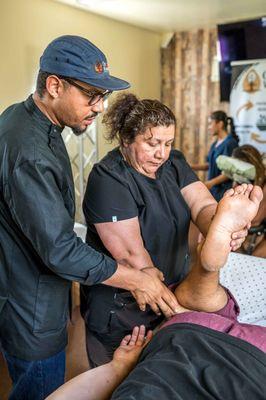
top-left (0, 99), bottom-right (52, 170)
top-left (0, 99), bottom-right (34, 139)
top-left (0, 101), bottom-right (26, 125)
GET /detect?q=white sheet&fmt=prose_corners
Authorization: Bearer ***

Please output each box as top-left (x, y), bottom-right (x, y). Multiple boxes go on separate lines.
top-left (220, 252), bottom-right (266, 326)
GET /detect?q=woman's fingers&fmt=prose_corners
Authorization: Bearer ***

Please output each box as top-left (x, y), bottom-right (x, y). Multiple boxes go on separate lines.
top-left (230, 227), bottom-right (249, 250)
top-left (120, 325), bottom-right (150, 348)
top-left (129, 325), bottom-right (152, 347)
top-left (120, 334), bottom-right (132, 346)
top-left (133, 287), bottom-right (180, 317)
top-left (159, 271), bottom-right (165, 281)
top-left (134, 325), bottom-right (146, 346)
top-left (161, 287), bottom-right (181, 314)
top-left (145, 330), bottom-right (153, 345)
top-left (132, 271), bottom-right (181, 317)
top-left (232, 227), bottom-right (248, 239)
top-left (148, 302), bottom-right (161, 315)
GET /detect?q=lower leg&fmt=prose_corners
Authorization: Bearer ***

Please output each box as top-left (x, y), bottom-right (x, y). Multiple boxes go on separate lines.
top-left (174, 242), bottom-right (227, 312)
top-left (175, 185), bottom-right (263, 312)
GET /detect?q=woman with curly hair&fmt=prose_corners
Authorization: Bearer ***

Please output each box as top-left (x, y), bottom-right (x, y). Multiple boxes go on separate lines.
top-left (80, 94), bottom-right (247, 367)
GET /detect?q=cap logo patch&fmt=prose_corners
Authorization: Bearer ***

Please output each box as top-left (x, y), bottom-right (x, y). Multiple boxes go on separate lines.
top-left (94, 61), bottom-right (109, 74)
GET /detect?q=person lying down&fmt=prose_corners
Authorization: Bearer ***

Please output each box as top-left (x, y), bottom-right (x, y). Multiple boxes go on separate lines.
top-left (47, 184), bottom-right (266, 400)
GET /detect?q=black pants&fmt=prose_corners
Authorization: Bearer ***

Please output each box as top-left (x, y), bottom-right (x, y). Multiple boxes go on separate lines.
top-left (83, 290), bottom-right (163, 368)
top-left (85, 325), bottom-right (128, 368)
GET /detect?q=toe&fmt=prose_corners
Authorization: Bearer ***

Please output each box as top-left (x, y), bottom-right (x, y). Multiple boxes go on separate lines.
top-left (250, 185), bottom-right (263, 204)
top-left (234, 184), bottom-right (245, 195)
top-left (223, 188), bottom-right (234, 198)
top-left (244, 183), bottom-right (253, 197)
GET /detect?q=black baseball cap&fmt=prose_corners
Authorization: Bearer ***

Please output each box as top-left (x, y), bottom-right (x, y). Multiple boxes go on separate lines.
top-left (40, 35), bottom-right (130, 91)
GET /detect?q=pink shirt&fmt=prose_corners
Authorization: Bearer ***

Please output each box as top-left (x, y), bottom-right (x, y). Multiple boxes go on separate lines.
top-left (161, 290), bottom-right (266, 353)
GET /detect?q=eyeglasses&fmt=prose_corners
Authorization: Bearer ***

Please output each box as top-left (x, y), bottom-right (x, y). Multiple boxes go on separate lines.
top-left (61, 77), bottom-right (112, 106)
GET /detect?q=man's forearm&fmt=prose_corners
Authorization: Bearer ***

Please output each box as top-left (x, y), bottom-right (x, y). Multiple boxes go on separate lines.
top-left (102, 263), bottom-right (145, 291)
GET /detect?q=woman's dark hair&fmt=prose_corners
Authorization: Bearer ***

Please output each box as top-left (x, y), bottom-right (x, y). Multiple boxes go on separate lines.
top-left (210, 110), bottom-right (239, 143)
top-left (232, 145), bottom-right (265, 187)
top-left (103, 93), bottom-right (176, 145)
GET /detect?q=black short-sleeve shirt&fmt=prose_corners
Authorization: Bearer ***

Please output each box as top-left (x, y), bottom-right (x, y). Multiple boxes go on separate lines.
top-left (83, 147), bottom-right (198, 285)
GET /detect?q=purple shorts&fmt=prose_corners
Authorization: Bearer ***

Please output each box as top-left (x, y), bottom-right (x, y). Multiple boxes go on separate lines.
top-left (161, 289), bottom-right (266, 353)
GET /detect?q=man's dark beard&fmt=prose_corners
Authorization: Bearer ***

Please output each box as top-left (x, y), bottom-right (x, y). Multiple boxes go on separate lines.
top-left (71, 112), bottom-right (98, 136)
top-left (72, 126), bottom-right (88, 136)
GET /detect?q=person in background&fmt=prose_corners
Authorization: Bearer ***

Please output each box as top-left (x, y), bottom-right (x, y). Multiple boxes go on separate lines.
top-left (48, 184), bottom-right (265, 400)
top-left (192, 110), bottom-right (239, 201)
top-left (232, 144), bottom-right (266, 257)
top-left (81, 94), bottom-right (247, 367)
top-left (0, 36), bottom-right (179, 400)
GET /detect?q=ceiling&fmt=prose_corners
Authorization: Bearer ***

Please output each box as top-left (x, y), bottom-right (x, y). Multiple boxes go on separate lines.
top-left (55, 0), bottom-right (266, 33)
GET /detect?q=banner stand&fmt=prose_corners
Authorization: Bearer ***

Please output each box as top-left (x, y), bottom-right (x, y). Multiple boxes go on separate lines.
top-left (230, 59), bottom-right (266, 154)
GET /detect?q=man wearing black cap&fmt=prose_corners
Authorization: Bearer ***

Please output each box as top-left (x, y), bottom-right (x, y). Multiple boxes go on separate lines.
top-left (0, 35), bottom-right (179, 400)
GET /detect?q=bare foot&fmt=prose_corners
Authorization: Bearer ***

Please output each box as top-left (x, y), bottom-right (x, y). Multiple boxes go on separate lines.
top-left (201, 184), bottom-right (263, 271)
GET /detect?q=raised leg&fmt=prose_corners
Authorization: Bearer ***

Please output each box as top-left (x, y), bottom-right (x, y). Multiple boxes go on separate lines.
top-left (175, 184), bottom-right (263, 312)
top-left (201, 184), bottom-right (263, 271)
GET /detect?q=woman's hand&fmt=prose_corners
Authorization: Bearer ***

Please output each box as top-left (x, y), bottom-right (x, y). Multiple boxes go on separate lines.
top-left (230, 225), bottom-right (250, 250)
top-left (141, 266), bottom-right (165, 281)
top-left (112, 325), bottom-right (152, 376)
top-left (46, 326), bottom-right (152, 400)
top-left (132, 268), bottom-right (183, 318)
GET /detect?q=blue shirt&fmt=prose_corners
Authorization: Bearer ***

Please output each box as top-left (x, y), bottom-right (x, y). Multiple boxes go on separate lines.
top-left (207, 134), bottom-right (238, 201)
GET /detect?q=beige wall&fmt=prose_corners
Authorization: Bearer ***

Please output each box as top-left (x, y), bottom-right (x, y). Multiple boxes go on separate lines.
top-left (0, 0), bottom-right (161, 157)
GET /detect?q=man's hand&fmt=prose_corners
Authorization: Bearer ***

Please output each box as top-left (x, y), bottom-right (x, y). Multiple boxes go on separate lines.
top-left (131, 269), bottom-right (182, 318)
top-left (112, 325), bottom-right (152, 376)
top-left (104, 263), bottom-right (181, 317)
top-left (141, 266), bottom-right (165, 282)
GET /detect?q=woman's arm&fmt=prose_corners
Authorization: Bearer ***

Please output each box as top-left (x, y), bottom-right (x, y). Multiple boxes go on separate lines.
top-left (181, 181), bottom-right (217, 237)
top-left (190, 162), bottom-right (209, 171)
top-left (97, 217), bottom-right (181, 316)
top-left (204, 174), bottom-right (229, 190)
top-left (46, 326), bottom-right (152, 400)
top-left (95, 217), bottom-right (154, 270)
